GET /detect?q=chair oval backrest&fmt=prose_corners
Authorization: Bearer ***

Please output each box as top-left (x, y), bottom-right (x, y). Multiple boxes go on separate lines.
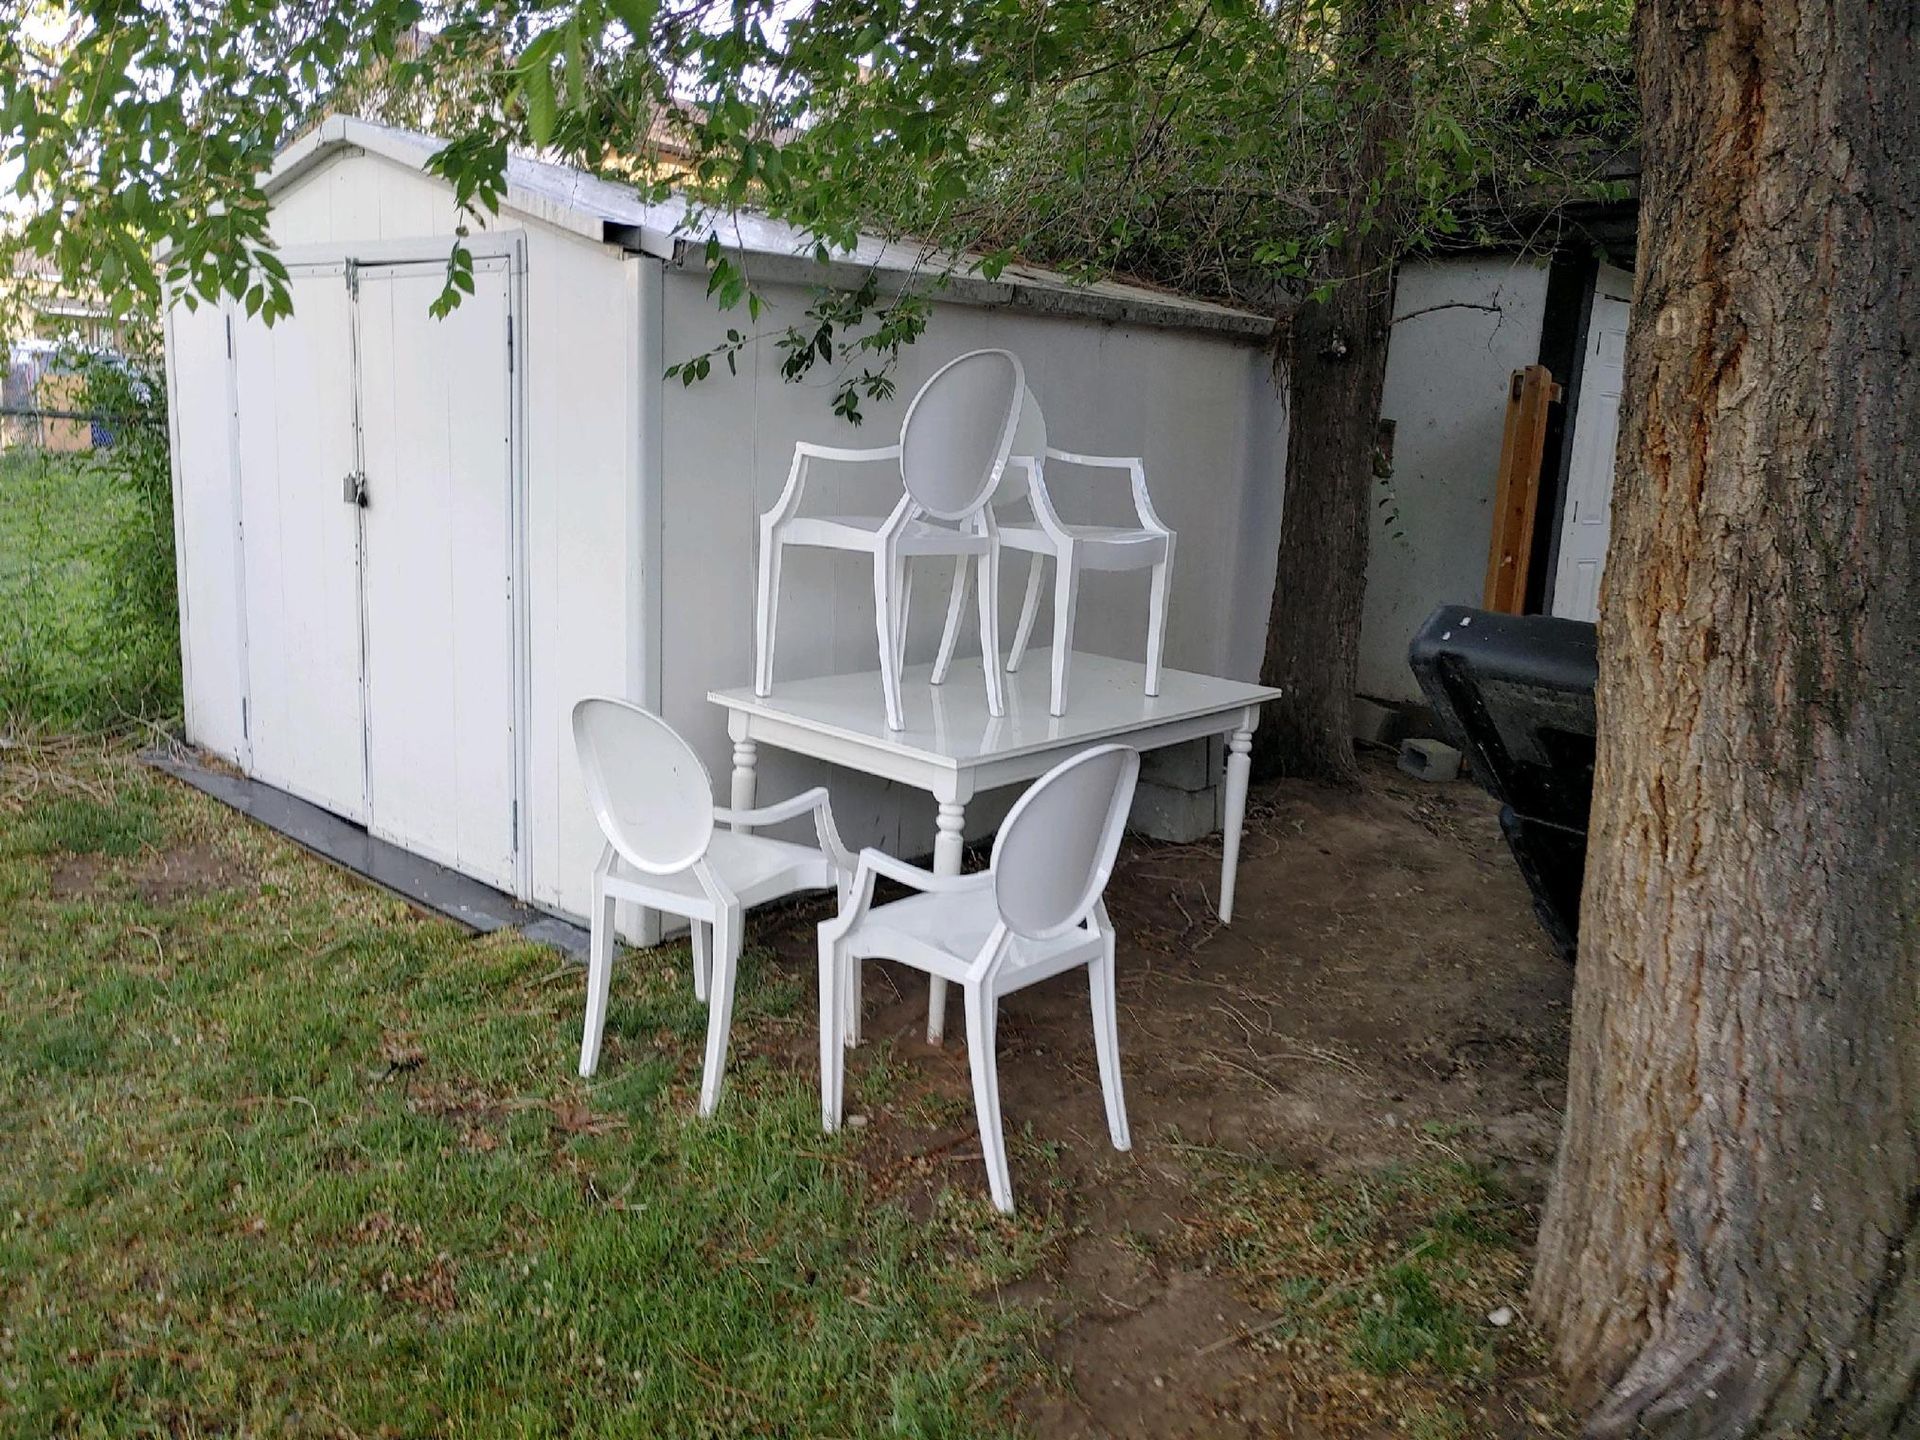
top-left (898, 349), bottom-right (1026, 521)
top-left (990, 385), bottom-right (1047, 508)
top-left (991, 744), bottom-right (1141, 940)
top-left (571, 697), bottom-right (715, 875)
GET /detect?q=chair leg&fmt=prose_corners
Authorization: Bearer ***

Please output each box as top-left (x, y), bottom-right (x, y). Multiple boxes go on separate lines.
top-left (1145, 536), bottom-right (1173, 697)
top-left (873, 551), bottom-right (904, 730)
top-left (691, 920), bottom-right (712, 1004)
top-left (697, 909), bottom-right (740, 1117)
top-left (977, 543), bottom-right (1005, 717)
top-left (964, 985), bottom-right (1015, 1213)
top-left (1089, 948), bottom-right (1132, 1152)
top-left (843, 947), bottom-right (862, 1049)
top-left (754, 531), bottom-right (783, 697)
top-left (1049, 549), bottom-right (1080, 717)
top-left (817, 931), bottom-right (846, 1131)
top-left (892, 553), bottom-right (913, 673)
top-left (1007, 551), bottom-right (1047, 674)
top-left (578, 877), bottom-right (618, 1078)
top-left (931, 557), bottom-right (969, 685)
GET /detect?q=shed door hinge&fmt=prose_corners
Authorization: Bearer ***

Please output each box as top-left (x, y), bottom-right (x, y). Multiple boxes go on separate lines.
top-left (511, 799), bottom-right (520, 852)
top-left (224, 313), bottom-right (233, 358)
top-left (507, 313), bottom-right (515, 373)
top-left (241, 696), bottom-right (250, 739)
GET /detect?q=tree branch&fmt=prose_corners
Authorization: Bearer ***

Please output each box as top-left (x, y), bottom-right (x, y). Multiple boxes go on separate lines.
top-left (1391, 299), bottom-right (1503, 324)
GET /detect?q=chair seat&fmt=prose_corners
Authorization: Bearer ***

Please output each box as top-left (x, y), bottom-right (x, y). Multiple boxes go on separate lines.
top-left (998, 521), bottom-right (1169, 569)
top-left (779, 514), bottom-right (994, 556)
top-left (608, 831), bottom-right (837, 915)
top-left (848, 888), bottom-right (1100, 988)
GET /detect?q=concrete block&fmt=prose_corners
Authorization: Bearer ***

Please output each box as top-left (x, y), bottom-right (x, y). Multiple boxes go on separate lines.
top-left (1351, 696), bottom-right (1395, 746)
top-left (1138, 735), bottom-right (1222, 793)
top-left (1398, 737), bottom-right (1462, 783)
top-left (1130, 777), bottom-right (1225, 843)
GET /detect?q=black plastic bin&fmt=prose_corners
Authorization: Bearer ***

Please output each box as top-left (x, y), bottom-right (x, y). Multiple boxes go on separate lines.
top-left (1408, 606), bottom-right (1597, 960)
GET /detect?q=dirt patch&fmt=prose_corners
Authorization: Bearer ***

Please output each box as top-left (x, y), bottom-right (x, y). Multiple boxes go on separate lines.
top-left (46, 842), bottom-right (251, 906)
top-left (769, 754), bottom-right (1574, 1438)
top-left (47, 854), bottom-right (108, 900)
top-left (131, 845), bottom-right (251, 905)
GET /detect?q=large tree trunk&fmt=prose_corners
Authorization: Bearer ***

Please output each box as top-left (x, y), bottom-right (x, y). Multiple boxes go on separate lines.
top-left (1254, 0), bottom-right (1410, 787)
top-left (1531, 2), bottom-right (1920, 1435)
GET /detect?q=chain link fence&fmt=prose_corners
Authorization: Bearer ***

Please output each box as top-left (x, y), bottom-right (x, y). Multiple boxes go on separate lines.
top-left (0, 403), bottom-right (150, 453)
top-left (0, 358), bottom-right (178, 732)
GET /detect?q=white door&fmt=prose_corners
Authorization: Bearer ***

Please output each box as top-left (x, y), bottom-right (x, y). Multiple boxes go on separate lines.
top-left (355, 258), bottom-right (520, 891)
top-left (232, 266), bottom-right (369, 821)
top-left (1552, 264), bottom-right (1632, 622)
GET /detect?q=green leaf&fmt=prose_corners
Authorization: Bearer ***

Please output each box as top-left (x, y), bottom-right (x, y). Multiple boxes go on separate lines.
top-left (523, 63), bottom-right (557, 147)
top-left (607, 0), bottom-right (658, 41)
top-left (563, 18), bottom-right (585, 110)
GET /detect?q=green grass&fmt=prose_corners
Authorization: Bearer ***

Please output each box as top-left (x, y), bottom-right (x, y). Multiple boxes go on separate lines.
top-left (0, 448), bottom-right (178, 732)
top-left (0, 743), bottom-right (1048, 1438)
top-left (1219, 1160), bottom-right (1505, 1382)
top-left (1177, 1149), bottom-right (1569, 1438)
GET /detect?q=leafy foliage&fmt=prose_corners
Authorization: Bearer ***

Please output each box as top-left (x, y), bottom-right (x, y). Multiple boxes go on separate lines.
top-left (2, 0), bottom-right (1630, 384)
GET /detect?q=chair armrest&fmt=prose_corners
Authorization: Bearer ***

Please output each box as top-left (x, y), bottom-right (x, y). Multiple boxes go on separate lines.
top-left (713, 786), bottom-right (855, 874)
top-left (1041, 448), bottom-right (1169, 533)
top-left (857, 847), bottom-right (994, 895)
top-left (794, 442), bottom-right (903, 463)
top-left (763, 443), bottom-right (908, 530)
top-left (1044, 447), bottom-right (1138, 469)
top-left (820, 846), bottom-right (993, 943)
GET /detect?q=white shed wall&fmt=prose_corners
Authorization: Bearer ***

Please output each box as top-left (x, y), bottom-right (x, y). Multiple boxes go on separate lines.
top-left (166, 298), bottom-right (249, 765)
top-left (657, 270), bottom-right (1285, 856)
top-left (517, 234), bottom-right (644, 918)
top-left (266, 152), bottom-right (468, 245)
top-left (1359, 256), bottom-right (1551, 703)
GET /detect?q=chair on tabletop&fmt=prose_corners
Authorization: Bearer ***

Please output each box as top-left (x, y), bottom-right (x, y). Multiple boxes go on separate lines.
top-left (754, 349), bottom-right (1027, 731)
top-left (929, 385), bottom-right (1175, 716)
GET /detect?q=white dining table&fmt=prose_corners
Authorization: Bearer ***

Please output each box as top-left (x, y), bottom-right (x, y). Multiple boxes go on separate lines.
top-left (709, 649), bottom-right (1281, 1043)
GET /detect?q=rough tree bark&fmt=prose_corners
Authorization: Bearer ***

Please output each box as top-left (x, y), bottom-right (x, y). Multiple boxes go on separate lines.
top-left (1253, 0), bottom-right (1412, 787)
top-left (1531, 2), bottom-right (1920, 1436)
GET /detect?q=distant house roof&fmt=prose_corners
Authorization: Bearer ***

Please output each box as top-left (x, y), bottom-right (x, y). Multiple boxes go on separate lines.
top-left (268, 116), bottom-right (1274, 341)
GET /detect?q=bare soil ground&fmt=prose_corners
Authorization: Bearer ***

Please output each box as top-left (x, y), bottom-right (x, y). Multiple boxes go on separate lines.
top-left (763, 753), bottom-right (1576, 1438)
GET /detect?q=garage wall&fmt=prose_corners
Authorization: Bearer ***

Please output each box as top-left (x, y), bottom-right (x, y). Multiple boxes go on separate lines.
top-left (658, 271), bottom-right (1286, 856)
top-left (1358, 256), bottom-right (1551, 704)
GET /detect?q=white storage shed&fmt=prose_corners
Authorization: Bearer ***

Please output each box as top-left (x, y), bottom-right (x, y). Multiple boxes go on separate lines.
top-left (165, 115), bottom-right (1287, 925)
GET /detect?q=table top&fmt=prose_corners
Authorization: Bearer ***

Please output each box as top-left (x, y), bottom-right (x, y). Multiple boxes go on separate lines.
top-left (709, 650), bottom-right (1281, 771)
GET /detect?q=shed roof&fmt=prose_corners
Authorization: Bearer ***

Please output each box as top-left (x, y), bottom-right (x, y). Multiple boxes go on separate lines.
top-left (268, 116), bottom-right (1274, 341)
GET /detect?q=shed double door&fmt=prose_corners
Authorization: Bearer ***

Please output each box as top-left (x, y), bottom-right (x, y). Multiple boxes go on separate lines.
top-left (232, 256), bottom-right (521, 894)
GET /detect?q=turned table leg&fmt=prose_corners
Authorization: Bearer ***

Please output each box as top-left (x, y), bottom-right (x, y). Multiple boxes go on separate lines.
top-left (729, 739), bottom-right (758, 834)
top-left (926, 799), bottom-right (966, 1043)
top-left (1219, 720), bottom-right (1255, 923)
